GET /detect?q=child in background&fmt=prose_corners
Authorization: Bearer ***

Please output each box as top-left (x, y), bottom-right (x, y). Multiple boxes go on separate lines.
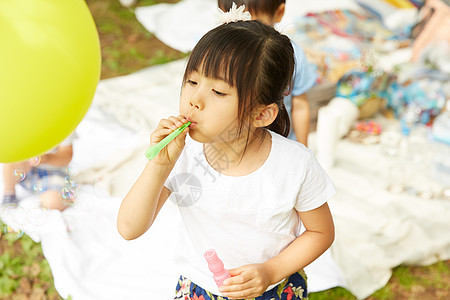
top-left (118, 13), bottom-right (334, 300)
top-left (219, 0), bottom-right (317, 146)
top-left (2, 133), bottom-right (76, 211)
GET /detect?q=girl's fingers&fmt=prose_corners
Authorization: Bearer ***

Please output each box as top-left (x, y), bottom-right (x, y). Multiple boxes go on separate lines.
top-left (152, 115), bottom-right (190, 144)
top-left (167, 117), bottom-right (182, 129)
top-left (222, 282), bottom-right (253, 293)
top-left (221, 279), bottom-right (262, 299)
top-left (168, 115), bottom-right (188, 128)
top-left (157, 116), bottom-right (188, 131)
top-left (154, 117), bottom-right (183, 138)
top-left (151, 124), bottom-right (174, 145)
top-left (157, 118), bottom-right (177, 131)
top-left (177, 115), bottom-right (188, 123)
top-left (172, 128), bottom-right (188, 149)
top-left (152, 116), bottom-right (190, 144)
top-left (152, 128), bottom-right (174, 139)
top-left (220, 276), bottom-right (253, 297)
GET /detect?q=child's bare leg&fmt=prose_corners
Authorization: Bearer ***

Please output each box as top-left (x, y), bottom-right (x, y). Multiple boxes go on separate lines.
top-left (2, 162), bottom-right (31, 195)
top-left (40, 190), bottom-right (68, 211)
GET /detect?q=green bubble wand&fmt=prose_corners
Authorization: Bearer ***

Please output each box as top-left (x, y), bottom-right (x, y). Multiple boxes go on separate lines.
top-left (145, 122), bottom-right (191, 160)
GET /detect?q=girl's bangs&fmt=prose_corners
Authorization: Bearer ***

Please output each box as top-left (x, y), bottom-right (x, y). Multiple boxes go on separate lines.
top-left (184, 28), bottom-right (254, 89)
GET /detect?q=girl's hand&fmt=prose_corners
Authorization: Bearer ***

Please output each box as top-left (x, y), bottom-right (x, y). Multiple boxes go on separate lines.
top-left (150, 115), bottom-right (190, 165)
top-left (219, 263), bottom-right (271, 299)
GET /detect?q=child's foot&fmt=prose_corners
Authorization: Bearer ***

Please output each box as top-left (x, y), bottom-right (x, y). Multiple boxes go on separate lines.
top-left (2, 194), bottom-right (18, 205)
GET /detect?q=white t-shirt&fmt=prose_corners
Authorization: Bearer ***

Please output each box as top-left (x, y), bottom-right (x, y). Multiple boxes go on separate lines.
top-left (165, 130), bottom-right (335, 295)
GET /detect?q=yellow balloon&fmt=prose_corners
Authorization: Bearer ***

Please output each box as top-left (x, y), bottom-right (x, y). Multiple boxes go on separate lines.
top-left (0, 0), bottom-right (101, 163)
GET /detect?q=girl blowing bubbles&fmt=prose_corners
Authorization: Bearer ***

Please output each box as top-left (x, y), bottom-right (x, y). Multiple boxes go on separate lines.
top-left (117, 12), bottom-right (335, 300)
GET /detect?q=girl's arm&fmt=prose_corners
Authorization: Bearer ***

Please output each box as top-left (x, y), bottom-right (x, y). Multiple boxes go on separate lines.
top-left (117, 162), bottom-right (172, 240)
top-left (220, 202), bottom-right (334, 299)
top-left (264, 202), bottom-right (335, 282)
top-left (117, 116), bottom-right (190, 240)
top-left (39, 145), bottom-right (73, 166)
top-left (291, 93), bottom-right (310, 147)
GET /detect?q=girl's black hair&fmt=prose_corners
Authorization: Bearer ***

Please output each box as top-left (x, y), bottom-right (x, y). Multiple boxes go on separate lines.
top-left (183, 20), bottom-right (294, 138)
top-left (218, 0), bottom-right (286, 17)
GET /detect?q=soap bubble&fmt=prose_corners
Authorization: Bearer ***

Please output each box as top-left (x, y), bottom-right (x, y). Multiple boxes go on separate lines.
top-left (64, 176), bottom-right (80, 190)
top-left (29, 157), bottom-right (41, 167)
top-left (66, 163), bottom-right (80, 177)
top-left (2, 224), bottom-right (24, 240)
top-left (13, 169), bottom-right (26, 182)
top-left (0, 204), bottom-right (25, 240)
top-left (32, 183), bottom-right (43, 193)
top-left (60, 187), bottom-right (77, 206)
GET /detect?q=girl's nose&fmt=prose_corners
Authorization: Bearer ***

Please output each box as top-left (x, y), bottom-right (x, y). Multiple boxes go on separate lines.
top-left (189, 100), bottom-right (201, 109)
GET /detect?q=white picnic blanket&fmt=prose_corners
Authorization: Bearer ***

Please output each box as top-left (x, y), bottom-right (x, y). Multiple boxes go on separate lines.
top-left (310, 132), bottom-right (450, 299)
top-left (1, 180), bottom-right (182, 300)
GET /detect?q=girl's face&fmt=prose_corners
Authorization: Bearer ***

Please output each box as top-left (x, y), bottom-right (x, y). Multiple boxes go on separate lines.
top-left (180, 70), bottom-right (242, 144)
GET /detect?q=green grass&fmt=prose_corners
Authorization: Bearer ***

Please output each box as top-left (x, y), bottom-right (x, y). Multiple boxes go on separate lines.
top-left (138, 0), bottom-right (178, 6)
top-left (309, 287), bottom-right (356, 299)
top-left (148, 49), bottom-right (175, 65)
top-left (396, 265), bottom-right (416, 288)
top-left (309, 261), bottom-right (450, 299)
top-left (0, 225), bottom-right (62, 299)
top-left (86, 0), bottom-right (186, 78)
top-left (370, 285), bottom-right (395, 300)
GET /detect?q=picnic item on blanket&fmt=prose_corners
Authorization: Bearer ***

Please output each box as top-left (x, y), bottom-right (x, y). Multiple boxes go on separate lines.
top-left (316, 106), bottom-right (340, 170)
top-left (387, 78), bottom-right (446, 124)
top-left (204, 249), bottom-right (231, 288)
top-left (432, 109), bottom-right (450, 145)
top-left (355, 0), bottom-right (418, 31)
top-left (0, 0), bottom-right (100, 163)
top-left (145, 122), bottom-right (191, 160)
top-left (346, 120), bottom-right (382, 144)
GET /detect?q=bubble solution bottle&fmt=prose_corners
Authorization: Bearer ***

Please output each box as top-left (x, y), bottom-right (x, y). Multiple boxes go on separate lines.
top-left (204, 249), bottom-right (231, 288)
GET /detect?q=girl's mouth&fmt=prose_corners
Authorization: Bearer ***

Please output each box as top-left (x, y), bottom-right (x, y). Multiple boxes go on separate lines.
top-left (185, 116), bottom-right (198, 127)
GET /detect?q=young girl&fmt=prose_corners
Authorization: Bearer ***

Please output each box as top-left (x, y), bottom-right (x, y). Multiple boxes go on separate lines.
top-left (117, 15), bottom-right (335, 300)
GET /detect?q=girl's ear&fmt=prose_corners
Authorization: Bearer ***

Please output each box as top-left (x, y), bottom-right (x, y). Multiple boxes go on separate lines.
top-left (274, 3), bottom-right (286, 23)
top-left (252, 103), bottom-right (279, 128)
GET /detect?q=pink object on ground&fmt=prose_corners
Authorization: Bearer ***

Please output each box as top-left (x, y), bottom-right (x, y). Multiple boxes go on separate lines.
top-left (204, 249), bottom-right (231, 288)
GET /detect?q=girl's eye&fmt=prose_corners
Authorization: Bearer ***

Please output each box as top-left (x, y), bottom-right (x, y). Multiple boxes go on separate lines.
top-left (187, 79), bottom-right (197, 86)
top-left (213, 89), bottom-right (227, 96)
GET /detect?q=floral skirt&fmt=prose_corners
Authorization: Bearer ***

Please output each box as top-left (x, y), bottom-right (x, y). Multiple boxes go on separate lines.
top-left (174, 270), bottom-right (307, 300)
